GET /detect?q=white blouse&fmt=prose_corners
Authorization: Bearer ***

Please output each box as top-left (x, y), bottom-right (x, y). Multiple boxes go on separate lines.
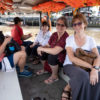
top-left (63, 35), bottom-right (97, 65)
top-left (34, 30), bottom-right (51, 46)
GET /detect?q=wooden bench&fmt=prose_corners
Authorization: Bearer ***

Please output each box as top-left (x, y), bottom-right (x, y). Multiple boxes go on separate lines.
top-left (0, 70), bottom-right (23, 100)
top-left (59, 68), bottom-right (70, 83)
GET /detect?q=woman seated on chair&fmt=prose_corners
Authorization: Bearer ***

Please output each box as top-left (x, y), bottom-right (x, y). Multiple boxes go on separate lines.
top-left (37, 16), bottom-right (69, 84)
top-left (62, 13), bottom-right (100, 100)
top-left (30, 21), bottom-right (51, 64)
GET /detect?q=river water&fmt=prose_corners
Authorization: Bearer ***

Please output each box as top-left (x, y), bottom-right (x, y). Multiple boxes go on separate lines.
top-left (0, 26), bottom-right (100, 46)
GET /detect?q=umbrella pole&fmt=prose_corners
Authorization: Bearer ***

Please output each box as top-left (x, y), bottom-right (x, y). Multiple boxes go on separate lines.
top-left (72, 8), bottom-right (79, 16)
top-left (47, 12), bottom-right (52, 31)
top-left (39, 12), bottom-right (42, 30)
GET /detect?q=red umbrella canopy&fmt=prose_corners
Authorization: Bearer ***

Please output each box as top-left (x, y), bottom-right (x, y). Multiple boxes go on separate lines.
top-left (0, 0), bottom-right (13, 14)
top-left (85, 0), bottom-right (100, 7)
top-left (54, 0), bottom-right (84, 8)
top-left (3, 0), bottom-right (13, 4)
top-left (32, 1), bottom-right (66, 15)
top-left (54, 0), bottom-right (100, 8)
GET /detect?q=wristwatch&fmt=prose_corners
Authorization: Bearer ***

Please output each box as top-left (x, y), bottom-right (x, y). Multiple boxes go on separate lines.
top-left (93, 66), bottom-right (100, 70)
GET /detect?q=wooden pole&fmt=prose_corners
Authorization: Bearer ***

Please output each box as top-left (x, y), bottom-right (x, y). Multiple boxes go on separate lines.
top-left (39, 12), bottom-right (42, 29)
top-left (47, 12), bottom-right (51, 31)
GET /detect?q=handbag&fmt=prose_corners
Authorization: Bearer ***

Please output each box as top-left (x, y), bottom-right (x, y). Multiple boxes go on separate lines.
top-left (5, 39), bottom-right (21, 56)
top-left (74, 48), bottom-right (97, 71)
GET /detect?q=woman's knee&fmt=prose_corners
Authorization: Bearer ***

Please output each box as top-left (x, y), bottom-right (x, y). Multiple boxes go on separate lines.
top-left (64, 65), bottom-right (89, 82)
top-left (77, 70), bottom-right (89, 82)
top-left (48, 54), bottom-right (58, 65)
top-left (14, 51), bottom-right (26, 64)
top-left (40, 53), bottom-right (48, 61)
top-left (18, 51), bottom-right (27, 58)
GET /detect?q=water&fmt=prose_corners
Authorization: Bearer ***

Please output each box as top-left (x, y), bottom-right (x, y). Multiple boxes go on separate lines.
top-left (0, 26), bottom-right (100, 45)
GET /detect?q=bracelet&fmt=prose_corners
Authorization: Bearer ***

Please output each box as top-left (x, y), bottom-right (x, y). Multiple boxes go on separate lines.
top-left (93, 66), bottom-right (100, 70)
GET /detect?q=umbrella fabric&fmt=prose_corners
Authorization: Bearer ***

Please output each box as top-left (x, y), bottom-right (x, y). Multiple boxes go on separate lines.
top-left (32, 1), bottom-right (66, 14)
top-left (54, 0), bottom-right (100, 8)
top-left (85, 0), bottom-right (100, 6)
top-left (54, 0), bottom-right (84, 8)
top-left (3, 0), bottom-right (13, 4)
top-left (0, 0), bottom-right (13, 14)
top-left (32, 1), bottom-right (66, 31)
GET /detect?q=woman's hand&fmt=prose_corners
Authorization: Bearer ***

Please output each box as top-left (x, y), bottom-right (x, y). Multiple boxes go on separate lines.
top-left (30, 43), bottom-right (38, 48)
top-left (37, 47), bottom-right (44, 56)
top-left (90, 68), bottom-right (99, 85)
top-left (21, 46), bottom-right (25, 51)
top-left (28, 33), bottom-right (32, 38)
top-left (4, 37), bottom-right (12, 45)
top-left (30, 44), bottom-right (34, 48)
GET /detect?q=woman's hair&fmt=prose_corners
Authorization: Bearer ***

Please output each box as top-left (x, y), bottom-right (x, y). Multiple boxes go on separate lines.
top-left (0, 31), bottom-right (5, 45)
top-left (41, 21), bottom-right (50, 30)
top-left (72, 13), bottom-right (88, 28)
top-left (57, 16), bottom-right (68, 28)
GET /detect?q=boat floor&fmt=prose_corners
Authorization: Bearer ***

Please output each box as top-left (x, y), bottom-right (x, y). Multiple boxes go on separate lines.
top-left (19, 46), bottom-right (100, 100)
top-left (18, 62), bottom-right (66, 100)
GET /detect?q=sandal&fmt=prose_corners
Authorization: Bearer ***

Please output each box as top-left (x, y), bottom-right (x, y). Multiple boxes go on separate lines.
top-left (32, 59), bottom-right (40, 65)
top-left (61, 90), bottom-right (71, 100)
top-left (36, 69), bottom-right (48, 75)
top-left (28, 57), bottom-right (36, 62)
top-left (44, 77), bottom-right (59, 84)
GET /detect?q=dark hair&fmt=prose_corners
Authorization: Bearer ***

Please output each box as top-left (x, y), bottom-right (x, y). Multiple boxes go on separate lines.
top-left (0, 31), bottom-right (5, 45)
top-left (72, 13), bottom-right (88, 28)
top-left (14, 17), bottom-right (23, 24)
top-left (57, 16), bottom-right (68, 28)
top-left (41, 21), bottom-right (50, 30)
top-left (33, 97), bottom-right (46, 100)
top-left (33, 97), bottom-right (41, 100)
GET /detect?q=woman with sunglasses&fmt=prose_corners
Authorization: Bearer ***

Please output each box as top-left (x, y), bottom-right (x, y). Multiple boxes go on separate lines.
top-left (37, 16), bottom-right (69, 84)
top-left (62, 13), bottom-right (100, 100)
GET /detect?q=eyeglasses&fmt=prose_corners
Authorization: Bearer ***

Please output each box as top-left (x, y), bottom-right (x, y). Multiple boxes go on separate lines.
top-left (72, 22), bottom-right (82, 27)
top-left (56, 23), bottom-right (65, 27)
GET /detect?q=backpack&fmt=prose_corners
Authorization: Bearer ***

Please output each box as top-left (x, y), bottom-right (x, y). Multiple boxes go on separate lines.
top-left (5, 39), bottom-right (21, 56)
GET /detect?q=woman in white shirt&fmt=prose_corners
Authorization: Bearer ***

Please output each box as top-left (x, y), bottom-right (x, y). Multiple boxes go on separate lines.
top-left (62, 13), bottom-right (100, 100)
top-left (30, 21), bottom-right (51, 64)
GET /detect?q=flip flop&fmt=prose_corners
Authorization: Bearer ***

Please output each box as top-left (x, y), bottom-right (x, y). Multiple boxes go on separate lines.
top-left (44, 77), bottom-right (59, 84)
top-left (32, 59), bottom-right (40, 65)
top-left (61, 89), bottom-right (72, 100)
top-left (36, 70), bottom-right (48, 75)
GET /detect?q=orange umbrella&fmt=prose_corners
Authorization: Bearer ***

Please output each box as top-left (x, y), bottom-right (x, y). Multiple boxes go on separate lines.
top-left (3, 0), bottom-right (13, 4)
top-left (32, 1), bottom-right (66, 30)
top-left (0, 0), bottom-right (13, 14)
top-left (84, 0), bottom-right (100, 6)
top-left (32, 1), bottom-right (66, 15)
top-left (54, 0), bottom-right (84, 8)
top-left (54, 0), bottom-right (100, 8)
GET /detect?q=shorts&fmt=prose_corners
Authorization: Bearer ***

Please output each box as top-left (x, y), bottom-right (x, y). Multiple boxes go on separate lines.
top-left (40, 53), bottom-right (63, 67)
top-left (0, 54), bottom-right (14, 70)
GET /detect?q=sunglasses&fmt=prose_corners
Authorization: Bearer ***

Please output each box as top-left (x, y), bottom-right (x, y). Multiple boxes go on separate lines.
top-left (56, 23), bottom-right (65, 27)
top-left (73, 22), bottom-right (82, 27)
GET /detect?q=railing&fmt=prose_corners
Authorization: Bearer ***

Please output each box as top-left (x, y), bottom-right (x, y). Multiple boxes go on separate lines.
top-left (0, 16), bottom-right (100, 27)
top-left (67, 16), bottom-right (100, 27)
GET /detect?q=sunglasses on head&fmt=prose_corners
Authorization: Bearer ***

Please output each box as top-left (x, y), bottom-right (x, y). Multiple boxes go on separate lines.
top-left (56, 23), bottom-right (65, 27)
top-left (72, 22), bottom-right (82, 27)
